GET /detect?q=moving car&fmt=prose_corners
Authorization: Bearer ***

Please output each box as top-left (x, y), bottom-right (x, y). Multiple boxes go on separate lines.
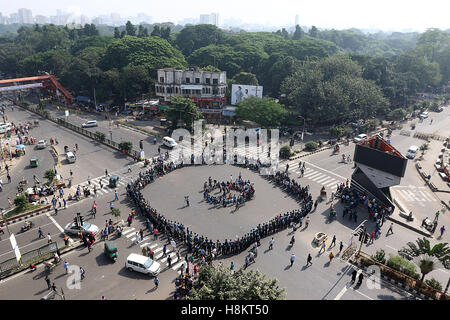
top-left (125, 253), bottom-right (161, 277)
top-left (36, 140), bottom-right (47, 149)
top-left (0, 123), bottom-right (11, 134)
top-left (353, 134), bottom-right (368, 143)
top-left (64, 221), bottom-right (99, 236)
top-left (163, 136), bottom-right (177, 148)
top-left (406, 145), bottom-right (419, 159)
top-left (66, 152), bottom-right (76, 163)
top-left (81, 120), bottom-right (98, 128)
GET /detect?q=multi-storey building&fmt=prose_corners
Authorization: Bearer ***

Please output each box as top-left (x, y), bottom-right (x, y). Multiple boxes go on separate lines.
top-left (18, 8), bottom-right (33, 24)
top-left (155, 68), bottom-right (227, 118)
top-left (34, 15), bottom-right (49, 24)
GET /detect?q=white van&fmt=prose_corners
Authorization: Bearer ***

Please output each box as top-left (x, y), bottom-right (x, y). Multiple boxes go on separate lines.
top-left (66, 152), bottom-right (77, 163)
top-left (125, 253), bottom-right (161, 277)
top-left (406, 145), bottom-right (419, 159)
top-left (163, 136), bottom-right (177, 148)
top-left (0, 123), bottom-right (11, 134)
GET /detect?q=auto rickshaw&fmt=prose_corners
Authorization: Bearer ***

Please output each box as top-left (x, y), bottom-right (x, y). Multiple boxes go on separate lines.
top-left (30, 157), bottom-right (38, 168)
top-left (104, 241), bottom-right (118, 262)
top-left (109, 175), bottom-right (119, 188)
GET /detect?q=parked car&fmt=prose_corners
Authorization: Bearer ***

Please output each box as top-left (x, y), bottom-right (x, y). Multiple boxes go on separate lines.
top-left (163, 136), bottom-right (177, 148)
top-left (81, 120), bottom-right (98, 128)
top-left (36, 140), bottom-right (47, 149)
top-left (64, 221), bottom-right (99, 236)
top-left (125, 253), bottom-right (161, 277)
top-left (419, 112), bottom-right (429, 119)
top-left (353, 134), bottom-right (368, 143)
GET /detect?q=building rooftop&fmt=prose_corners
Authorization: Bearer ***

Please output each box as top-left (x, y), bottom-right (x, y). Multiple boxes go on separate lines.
top-left (357, 134), bottom-right (405, 159)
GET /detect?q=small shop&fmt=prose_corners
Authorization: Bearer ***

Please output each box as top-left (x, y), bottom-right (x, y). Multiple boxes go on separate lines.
top-left (222, 106), bottom-right (237, 124)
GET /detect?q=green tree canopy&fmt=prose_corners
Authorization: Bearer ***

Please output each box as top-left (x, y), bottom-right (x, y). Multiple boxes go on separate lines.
top-left (166, 95), bottom-right (202, 131)
top-left (281, 55), bottom-right (389, 124)
top-left (398, 237), bottom-right (450, 269)
top-left (187, 265), bottom-right (285, 300)
top-left (175, 24), bottom-right (228, 56)
top-left (235, 96), bottom-right (286, 128)
top-left (231, 72), bottom-right (259, 86)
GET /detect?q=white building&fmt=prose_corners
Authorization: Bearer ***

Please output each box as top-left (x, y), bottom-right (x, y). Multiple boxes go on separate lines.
top-left (295, 14), bottom-right (299, 26)
top-left (199, 13), bottom-right (219, 26)
top-left (34, 15), bottom-right (49, 24)
top-left (18, 8), bottom-right (33, 24)
top-left (156, 68), bottom-right (227, 118)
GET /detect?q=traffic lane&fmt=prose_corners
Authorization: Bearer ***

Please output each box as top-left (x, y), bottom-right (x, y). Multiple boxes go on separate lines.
top-left (0, 214), bottom-right (62, 261)
top-left (3, 107), bottom-right (133, 200)
top-left (0, 226), bottom-right (177, 300)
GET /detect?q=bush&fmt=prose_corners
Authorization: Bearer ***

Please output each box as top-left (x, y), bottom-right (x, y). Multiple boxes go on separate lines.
top-left (95, 131), bottom-right (106, 142)
top-left (425, 278), bottom-right (442, 291)
top-left (359, 119), bottom-right (380, 133)
top-left (387, 255), bottom-right (420, 279)
top-left (304, 141), bottom-right (319, 151)
top-left (111, 208), bottom-right (121, 218)
top-left (329, 126), bottom-right (345, 139)
top-left (371, 249), bottom-right (387, 264)
top-left (118, 141), bottom-right (133, 153)
top-left (279, 145), bottom-right (292, 159)
top-left (13, 195), bottom-right (28, 209)
top-left (44, 169), bottom-right (56, 182)
top-left (388, 108), bottom-right (407, 121)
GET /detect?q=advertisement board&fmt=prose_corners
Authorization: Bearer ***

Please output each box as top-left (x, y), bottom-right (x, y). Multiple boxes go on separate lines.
top-left (231, 84), bottom-right (263, 105)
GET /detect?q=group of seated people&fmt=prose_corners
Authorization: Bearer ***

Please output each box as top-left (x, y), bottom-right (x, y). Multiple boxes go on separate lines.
top-left (203, 176), bottom-right (255, 208)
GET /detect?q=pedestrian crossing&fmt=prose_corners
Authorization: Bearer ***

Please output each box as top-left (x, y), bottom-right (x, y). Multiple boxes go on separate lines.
top-left (394, 187), bottom-right (437, 206)
top-left (66, 162), bottom-right (143, 199)
top-left (286, 162), bottom-right (343, 192)
top-left (120, 227), bottom-right (187, 275)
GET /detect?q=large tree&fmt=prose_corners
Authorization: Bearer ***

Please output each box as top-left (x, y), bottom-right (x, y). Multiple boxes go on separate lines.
top-left (175, 24), bottom-right (227, 56)
top-left (281, 55), bottom-right (389, 124)
top-left (187, 265), bottom-right (285, 300)
top-left (235, 96), bottom-right (286, 128)
top-left (166, 95), bottom-right (202, 131)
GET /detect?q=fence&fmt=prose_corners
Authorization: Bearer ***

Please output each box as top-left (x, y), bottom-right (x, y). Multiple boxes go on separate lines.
top-left (18, 103), bottom-right (139, 159)
top-left (0, 242), bottom-right (59, 279)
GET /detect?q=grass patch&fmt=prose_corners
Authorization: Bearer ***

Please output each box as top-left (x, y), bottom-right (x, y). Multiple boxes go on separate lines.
top-left (4, 203), bottom-right (42, 220)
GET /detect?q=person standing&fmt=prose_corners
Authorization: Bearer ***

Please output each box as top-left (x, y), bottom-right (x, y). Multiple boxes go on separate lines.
top-left (7, 197), bottom-right (12, 207)
top-left (440, 225), bottom-right (446, 238)
top-left (135, 232), bottom-right (139, 244)
top-left (105, 169), bottom-right (109, 177)
top-left (154, 276), bottom-right (159, 288)
top-left (114, 190), bottom-right (119, 201)
top-left (269, 237), bottom-right (274, 250)
top-left (185, 196), bottom-right (190, 206)
top-left (306, 253), bottom-right (312, 266)
top-left (38, 227), bottom-right (44, 239)
top-left (139, 229), bottom-right (144, 241)
top-left (369, 231), bottom-right (375, 244)
top-left (45, 276), bottom-right (51, 290)
top-left (305, 216), bottom-right (310, 228)
top-left (290, 253), bottom-right (295, 267)
top-left (87, 176), bottom-right (91, 185)
top-left (128, 165), bottom-right (132, 173)
top-left (230, 261), bottom-right (235, 272)
top-left (167, 254), bottom-right (172, 268)
top-left (387, 223), bottom-right (394, 235)
top-left (63, 261), bottom-right (69, 274)
top-left (47, 233), bottom-right (52, 243)
top-left (434, 210), bottom-right (440, 222)
top-left (163, 244), bottom-right (167, 257)
top-left (80, 266), bottom-right (85, 280)
top-left (339, 241), bottom-right (344, 254)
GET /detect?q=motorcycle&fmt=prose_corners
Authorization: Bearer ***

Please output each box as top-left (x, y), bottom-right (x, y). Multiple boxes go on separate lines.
top-left (21, 221), bottom-right (34, 233)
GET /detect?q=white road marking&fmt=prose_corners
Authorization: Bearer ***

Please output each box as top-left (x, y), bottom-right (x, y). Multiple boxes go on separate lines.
top-left (172, 261), bottom-right (186, 271)
top-left (334, 283), bottom-right (351, 300)
top-left (149, 243), bottom-right (158, 249)
top-left (396, 190), bottom-right (413, 202)
top-left (126, 232), bottom-right (136, 239)
top-left (303, 160), bottom-right (347, 180)
top-left (326, 180), bottom-right (338, 187)
top-left (303, 170), bottom-right (319, 178)
top-left (45, 212), bottom-right (64, 232)
top-left (316, 176), bottom-right (334, 184)
top-left (354, 289), bottom-right (374, 300)
top-left (306, 172), bottom-right (323, 180)
top-left (122, 227), bottom-right (135, 236)
top-left (310, 174), bottom-right (327, 182)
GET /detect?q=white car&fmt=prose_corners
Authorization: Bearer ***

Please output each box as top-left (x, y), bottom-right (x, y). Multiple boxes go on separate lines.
top-left (36, 140), bottom-right (47, 149)
top-left (64, 221), bottom-right (99, 236)
top-left (81, 120), bottom-right (98, 128)
top-left (163, 136), bottom-right (177, 148)
top-left (419, 112), bottom-right (429, 119)
top-left (125, 253), bottom-right (161, 277)
top-left (0, 123), bottom-right (11, 134)
top-left (353, 134), bottom-right (368, 143)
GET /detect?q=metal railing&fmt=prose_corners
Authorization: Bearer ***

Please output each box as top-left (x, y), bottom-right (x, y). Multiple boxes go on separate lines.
top-left (0, 242), bottom-right (59, 279)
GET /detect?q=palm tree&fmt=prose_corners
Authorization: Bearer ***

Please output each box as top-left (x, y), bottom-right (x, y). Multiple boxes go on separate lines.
top-left (413, 254), bottom-right (440, 282)
top-left (398, 237), bottom-right (450, 269)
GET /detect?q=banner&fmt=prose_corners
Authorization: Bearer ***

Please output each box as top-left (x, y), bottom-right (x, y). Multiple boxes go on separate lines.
top-left (0, 83), bottom-right (43, 92)
top-left (231, 84), bottom-right (263, 105)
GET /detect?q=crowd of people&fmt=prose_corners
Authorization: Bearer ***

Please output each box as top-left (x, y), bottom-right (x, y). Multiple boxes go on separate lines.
top-left (126, 157), bottom-right (316, 266)
top-left (203, 175), bottom-right (255, 208)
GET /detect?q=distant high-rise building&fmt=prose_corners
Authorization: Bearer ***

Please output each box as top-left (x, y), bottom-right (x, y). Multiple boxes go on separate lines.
top-left (80, 15), bottom-right (90, 26)
top-left (295, 14), bottom-right (299, 26)
top-left (34, 15), bottom-right (49, 24)
top-left (199, 13), bottom-right (219, 26)
top-left (92, 17), bottom-right (104, 25)
top-left (211, 13), bottom-right (219, 26)
top-left (110, 13), bottom-right (121, 21)
top-left (9, 13), bottom-right (19, 24)
top-left (18, 8), bottom-right (33, 24)
top-left (199, 14), bottom-right (211, 24)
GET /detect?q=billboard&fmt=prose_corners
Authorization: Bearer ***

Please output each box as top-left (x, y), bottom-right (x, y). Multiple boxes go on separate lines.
top-left (231, 84), bottom-right (263, 105)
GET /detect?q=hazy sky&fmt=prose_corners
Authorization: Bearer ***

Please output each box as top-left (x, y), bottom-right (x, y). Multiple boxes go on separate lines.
top-left (2, 0), bottom-right (450, 31)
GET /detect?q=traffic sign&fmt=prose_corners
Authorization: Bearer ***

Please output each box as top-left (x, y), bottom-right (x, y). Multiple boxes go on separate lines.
top-left (9, 234), bottom-right (21, 262)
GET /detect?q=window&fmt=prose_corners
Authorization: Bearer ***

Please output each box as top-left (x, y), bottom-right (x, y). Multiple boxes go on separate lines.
top-left (202, 88), bottom-right (205, 94)
top-left (195, 78), bottom-right (200, 84)
top-left (205, 78), bottom-right (210, 84)
top-left (213, 88), bottom-right (218, 94)
top-left (176, 87), bottom-right (179, 94)
top-left (185, 78), bottom-right (190, 83)
top-left (159, 77), bottom-right (164, 82)
top-left (212, 78), bottom-right (218, 85)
